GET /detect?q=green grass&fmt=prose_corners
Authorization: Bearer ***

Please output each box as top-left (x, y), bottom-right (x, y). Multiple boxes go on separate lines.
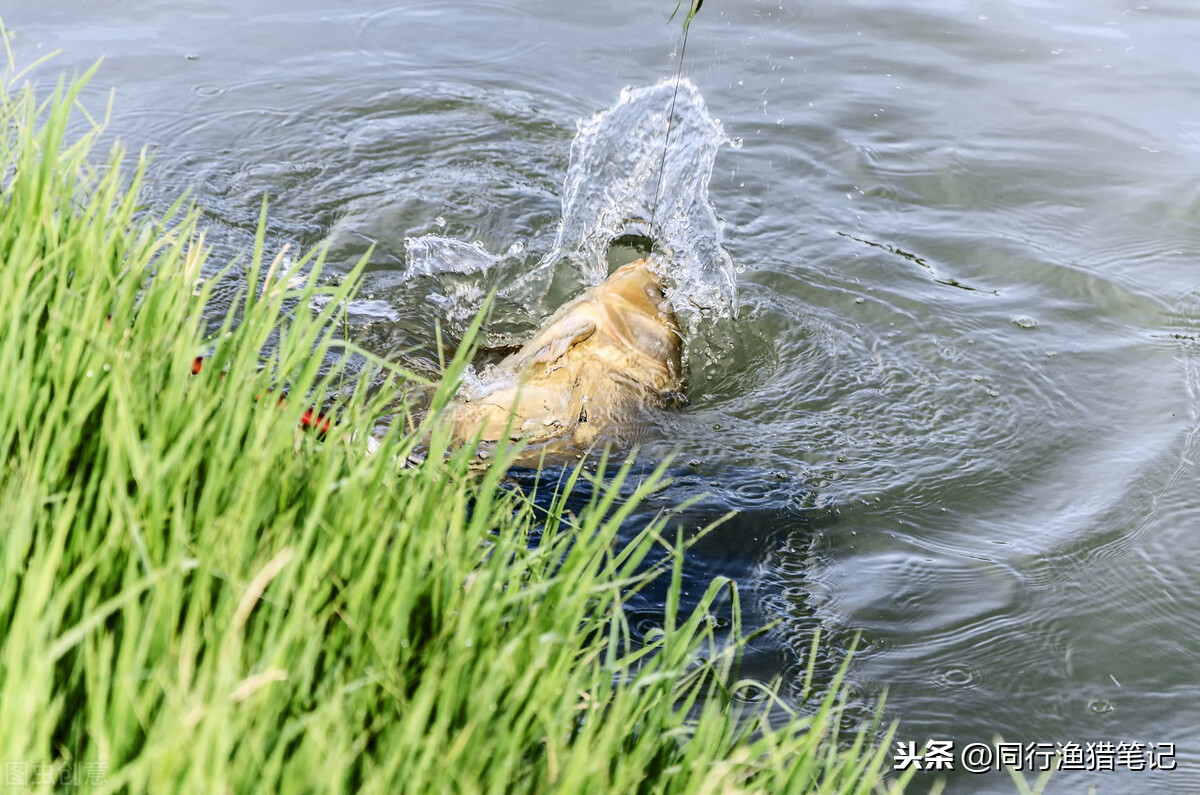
top-left (0, 52), bottom-right (911, 794)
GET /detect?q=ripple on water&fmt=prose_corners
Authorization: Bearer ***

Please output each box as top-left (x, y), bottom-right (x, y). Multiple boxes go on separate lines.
top-left (698, 279), bottom-right (1044, 496)
top-left (933, 662), bottom-right (980, 691)
top-left (353, 0), bottom-right (544, 69)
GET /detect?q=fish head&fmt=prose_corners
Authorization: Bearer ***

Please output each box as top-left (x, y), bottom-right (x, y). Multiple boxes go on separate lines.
top-left (449, 257), bottom-right (684, 455)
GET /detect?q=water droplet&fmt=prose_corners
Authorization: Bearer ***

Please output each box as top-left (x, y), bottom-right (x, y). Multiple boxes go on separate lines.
top-left (1088, 699), bottom-right (1114, 715)
top-left (1012, 315), bottom-right (1038, 329)
top-left (728, 137), bottom-right (744, 150)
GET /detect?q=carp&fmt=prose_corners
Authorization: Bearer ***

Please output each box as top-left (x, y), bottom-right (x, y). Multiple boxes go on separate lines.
top-left (448, 257), bottom-right (684, 458)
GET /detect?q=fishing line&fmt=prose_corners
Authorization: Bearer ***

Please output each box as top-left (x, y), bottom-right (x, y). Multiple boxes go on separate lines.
top-left (649, 0), bottom-right (703, 239)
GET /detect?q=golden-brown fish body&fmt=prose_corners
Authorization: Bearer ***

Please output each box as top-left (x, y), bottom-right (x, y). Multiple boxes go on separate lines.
top-left (449, 258), bottom-right (683, 457)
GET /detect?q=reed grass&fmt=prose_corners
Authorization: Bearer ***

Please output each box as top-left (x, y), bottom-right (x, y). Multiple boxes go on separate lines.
top-left (0, 53), bottom-right (910, 793)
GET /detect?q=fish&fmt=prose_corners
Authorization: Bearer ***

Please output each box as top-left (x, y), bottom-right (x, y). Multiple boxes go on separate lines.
top-left (448, 257), bottom-right (684, 459)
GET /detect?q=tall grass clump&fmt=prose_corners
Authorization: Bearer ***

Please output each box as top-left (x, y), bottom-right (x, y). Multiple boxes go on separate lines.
top-left (0, 54), bottom-right (909, 793)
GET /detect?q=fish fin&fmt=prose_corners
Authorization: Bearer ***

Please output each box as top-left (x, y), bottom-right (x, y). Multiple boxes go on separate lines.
top-left (527, 317), bottom-right (596, 367)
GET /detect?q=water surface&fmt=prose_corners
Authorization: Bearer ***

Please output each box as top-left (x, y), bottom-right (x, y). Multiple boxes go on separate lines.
top-left (7, 1), bottom-right (1200, 791)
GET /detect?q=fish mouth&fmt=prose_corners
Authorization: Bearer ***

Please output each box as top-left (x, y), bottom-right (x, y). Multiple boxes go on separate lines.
top-left (587, 259), bottom-right (680, 368)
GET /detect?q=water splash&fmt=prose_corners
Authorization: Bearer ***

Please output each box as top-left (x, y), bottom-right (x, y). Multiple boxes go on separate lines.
top-left (538, 76), bottom-right (737, 318)
top-left (403, 77), bottom-right (738, 324)
top-left (404, 235), bottom-right (501, 278)
top-left (404, 235), bottom-right (529, 327)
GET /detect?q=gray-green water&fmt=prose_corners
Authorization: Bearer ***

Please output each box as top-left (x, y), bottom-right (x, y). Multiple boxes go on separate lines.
top-left (7, 2), bottom-right (1200, 791)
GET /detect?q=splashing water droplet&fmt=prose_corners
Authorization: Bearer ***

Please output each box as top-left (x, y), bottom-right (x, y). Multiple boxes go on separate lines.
top-left (522, 78), bottom-right (738, 320)
top-left (394, 80), bottom-right (743, 376)
top-left (403, 236), bottom-right (499, 278)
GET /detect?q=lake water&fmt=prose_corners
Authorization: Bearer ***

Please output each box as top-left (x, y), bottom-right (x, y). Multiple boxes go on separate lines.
top-left (7, 1), bottom-right (1200, 791)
